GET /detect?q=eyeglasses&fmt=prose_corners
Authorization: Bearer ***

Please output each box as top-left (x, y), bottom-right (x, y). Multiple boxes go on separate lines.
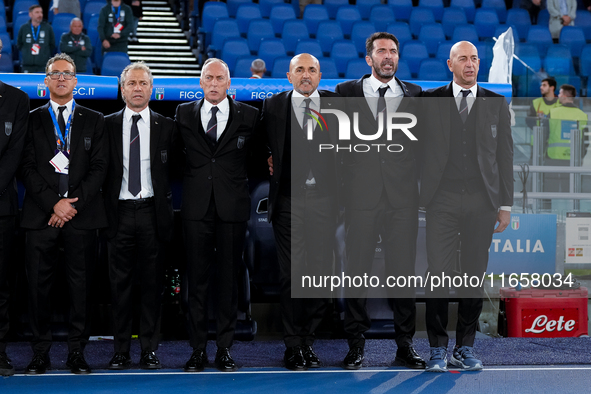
top-left (46, 71), bottom-right (76, 80)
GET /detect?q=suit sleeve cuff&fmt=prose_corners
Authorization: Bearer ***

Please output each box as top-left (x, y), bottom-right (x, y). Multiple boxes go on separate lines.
top-left (500, 206), bottom-right (512, 212)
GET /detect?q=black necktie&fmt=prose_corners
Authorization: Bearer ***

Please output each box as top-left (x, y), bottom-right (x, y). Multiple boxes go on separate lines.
top-left (377, 86), bottom-right (388, 124)
top-left (459, 89), bottom-right (471, 123)
top-left (206, 106), bottom-right (218, 143)
top-left (57, 106), bottom-right (68, 196)
top-left (303, 98), bottom-right (311, 128)
top-left (128, 114), bottom-right (141, 196)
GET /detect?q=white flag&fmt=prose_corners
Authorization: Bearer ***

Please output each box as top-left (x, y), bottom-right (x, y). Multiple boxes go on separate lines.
top-left (488, 27), bottom-right (515, 84)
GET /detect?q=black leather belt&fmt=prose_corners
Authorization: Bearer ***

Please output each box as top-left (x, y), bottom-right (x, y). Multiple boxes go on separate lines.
top-left (119, 197), bottom-right (154, 204)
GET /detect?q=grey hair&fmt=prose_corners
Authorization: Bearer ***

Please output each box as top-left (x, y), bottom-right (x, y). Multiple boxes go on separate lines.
top-left (202, 58), bottom-right (230, 79)
top-left (120, 61), bottom-right (154, 87)
top-left (251, 59), bottom-right (266, 73)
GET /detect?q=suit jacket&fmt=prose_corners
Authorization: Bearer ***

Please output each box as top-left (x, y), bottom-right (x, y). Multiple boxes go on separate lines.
top-left (335, 75), bottom-right (422, 210)
top-left (260, 89), bottom-right (340, 222)
top-left (20, 102), bottom-right (108, 230)
top-left (0, 80), bottom-right (29, 216)
top-left (175, 97), bottom-right (259, 222)
top-left (103, 108), bottom-right (176, 242)
top-left (418, 83), bottom-right (514, 210)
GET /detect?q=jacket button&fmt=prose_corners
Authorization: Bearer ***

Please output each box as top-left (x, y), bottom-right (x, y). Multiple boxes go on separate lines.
top-left (211, 158), bottom-right (215, 162)
top-left (207, 176), bottom-right (212, 180)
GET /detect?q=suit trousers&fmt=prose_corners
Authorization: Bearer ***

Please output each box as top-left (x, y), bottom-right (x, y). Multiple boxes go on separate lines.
top-left (0, 216), bottom-right (16, 353)
top-left (344, 191), bottom-right (418, 349)
top-left (107, 199), bottom-right (165, 353)
top-left (273, 190), bottom-right (334, 348)
top-left (425, 189), bottom-right (498, 348)
top-left (25, 224), bottom-right (97, 354)
top-left (183, 198), bottom-right (246, 350)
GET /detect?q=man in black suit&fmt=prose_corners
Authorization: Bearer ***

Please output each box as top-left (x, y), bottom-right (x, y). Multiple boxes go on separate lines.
top-left (419, 41), bottom-right (513, 372)
top-left (175, 58), bottom-right (259, 372)
top-left (0, 43), bottom-right (30, 376)
top-left (261, 53), bottom-right (339, 370)
top-left (103, 62), bottom-right (175, 370)
top-left (20, 53), bottom-right (107, 375)
top-left (334, 32), bottom-right (425, 370)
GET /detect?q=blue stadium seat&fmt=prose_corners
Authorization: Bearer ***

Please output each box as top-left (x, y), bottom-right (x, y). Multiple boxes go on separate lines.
top-left (554, 75), bottom-right (581, 95)
top-left (350, 21), bottom-right (376, 55)
top-left (257, 38), bottom-right (286, 73)
top-left (418, 0), bottom-right (444, 22)
top-left (345, 58), bottom-right (371, 79)
top-left (369, 5), bottom-right (396, 32)
top-left (269, 4), bottom-right (296, 35)
top-left (505, 8), bottom-right (531, 40)
top-left (0, 55), bottom-right (12, 72)
top-left (335, 6), bottom-right (362, 37)
top-left (199, 2), bottom-right (229, 47)
top-left (537, 9), bottom-right (549, 26)
top-left (543, 44), bottom-right (574, 75)
top-left (258, 0), bottom-right (284, 18)
top-left (494, 25), bottom-right (519, 43)
top-left (233, 56), bottom-right (257, 77)
top-left (452, 25), bottom-right (479, 44)
top-left (247, 19), bottom-right (275, 53)
top-left (294, 39), bottom-right (324, 58)
top-left (12, 0), bottom-right (37, 27)
top-left (512, 43), bottom-right (541, 76)
top-left (226, 0), bottom-right (251, 17)
top-left (576, 12), bottom-right (591, 42)
top-left (526, 26), bottom-right (553, 57)
top-left (473, 8), bottom-right (500, 39)
top-left (0, 32), bottom-right (11, 55)
top-left (401, 41), bottom-right (429, 77)
top-left (386, 22), bottom-right (412, 47)
top-left (435, 41), bottom-right (454, 59)
top-left (302, 4), bottom-right (330, 36)
top-left (409, 8), bottom-right (435, 37)
top-left (271, 55), bottom-right (291, 77)
top-left (221, 38), bottom-right (251, 73)
top-left (441, 7), bottom-right (467, 39)
top-left (559, 26), bottom-right (586, 58)
top-left (418, 58), bottom-right (448, 80)
top-left (87, 14), bottom-right (101, 71)
top-left (387, 0), bottom-right (413, 22)
top-left (476, 41), bottom-right (493, 81)
top-left (316, 20), bottom-right (344, 54)
top-left (52, 13), bottom-right (77, 47)
top-left (331, 40), bottom-right (359, 75)
top-left (0, 1), bottom-right (6, 22)
top-left (356, 0), bottom-right (382, 19)
top-left (450, 0), bottom-right (476, 22)
top-left (319, 57), bottom-right (339, 79)
top-left (396, 59), bottom-right (412, 80)
top-left (580, 45), bottom-right (591, 77)
top-left (481, 0), bottom-right (508, 23)
top-left (0, 16), bottom-right (6, 34)
top-left (82, 1), bottom-right (104, 28)
top-left (209, 19), bottom-right (241, 56)
top-left (418, 23), bottom-right (446, 56)
top-left (324, 0), bottom-right (349, 19)
top-left (281, 20), bottom-right (310, 55)
top-left (235, 4), bottom-right (262, 35)
top-left (101, 52), bottom-right (130, 76)
top-left (12, 13), bottom-right (30, 46)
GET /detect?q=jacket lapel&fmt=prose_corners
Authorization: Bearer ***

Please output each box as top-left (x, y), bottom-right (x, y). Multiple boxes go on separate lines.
top-left (69, 104), bottom-right (85, 156)
top-left (41, 102), bottom-right (58, 151)
top-left (439, 82), bottom-right (454, 146)
top-left (114, 109), bottom-right (125, 168)
top-left (215, 97), bottom-right (241, 153)
top-left (149, 109), bottom-right (160, 163)
top-left (274, 91), bottom-right (290, 166)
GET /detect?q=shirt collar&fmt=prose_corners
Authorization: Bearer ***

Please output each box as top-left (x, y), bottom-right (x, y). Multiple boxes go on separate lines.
top-left (452, 81), bottom-right (478, 98)
top-left (291, 89), bottom-right (320, 108)
top-left (124, 105), bottom-right (150, 122)
top-left (368, 74), bottom-right (398, 94)
top-left (202, 97), bottom-right (229, 115)
top-left (50, 99), bottom-right (74, 114)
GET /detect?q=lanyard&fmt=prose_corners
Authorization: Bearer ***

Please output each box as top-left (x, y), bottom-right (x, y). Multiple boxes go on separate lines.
top-left (49, 101), bottom-right (76, 153)
top-left (112, 6), bottom-right (121, 22)
top-left (31, 24), bottom-right (40, 41)
top-left (70, 34), bottom-right (80, 46)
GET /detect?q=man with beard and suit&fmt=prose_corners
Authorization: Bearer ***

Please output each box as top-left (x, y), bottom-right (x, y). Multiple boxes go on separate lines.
top-left (0, 42), bottom-right (30, 376)
top-left (20, 53), bottom-right (107, 375)
top-left (419, 41), bottom-right (513, 372)
top-left (175, 58), bottom-right (259, 373)
top-left (103, 62), bottom-right (175, 370)
top-left (261, 53), bottom-right (339, 370)
top-left (334, 32), bottom-right (424, 370)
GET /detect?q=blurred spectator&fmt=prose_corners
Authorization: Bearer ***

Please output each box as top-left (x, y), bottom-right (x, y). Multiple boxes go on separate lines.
top-left (98, 0), bottom-right (134, 54)
top-left (17, 5), bottom-right (56, 73)
top-left (527, 77), bottom-right (560, 128)
top-left (520, 0), bottom-right (545, 24)
top-left (548, 0), bottom-right (576, 41)
top-left (60, 18), bottom-right (92, 73)
top-left (299, 0), bottom-right (321, 14)
top-left (250, 59), bottom-right (266, 79)
top-left (123, 0), bottom-right (142, 43)
top-left (51, 0), bottom-right (81, 18)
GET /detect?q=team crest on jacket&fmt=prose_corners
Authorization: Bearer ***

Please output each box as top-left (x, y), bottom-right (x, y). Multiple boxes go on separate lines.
top-left (4, 122), bottom-right (12, 136)
top-left (161, 150), bottom-right (167, 163)
top-left (237, 136), bottom-right (245, 149)
top-left (84, 137), bottom-right (91, 150)
top-left (227, 88), bottom-right (236, 100)
top-left (156, 88), bottom-right (164, 100)
top-left (491, 124), bottom-right (497, 138)
top-left (511, 216), bottom-right (519, 230)
top-left (37, 84), bottom-right (46, 97)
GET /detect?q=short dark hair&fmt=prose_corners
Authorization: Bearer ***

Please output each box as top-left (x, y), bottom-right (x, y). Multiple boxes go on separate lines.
top-left (542, 78), bottom-right (557, 90)
top-left (365, 32), bottom-right (399, 57)
top-left (559, 84), bottom-right (577, 97)
top-left (28, 4), bottom-right (42, 12)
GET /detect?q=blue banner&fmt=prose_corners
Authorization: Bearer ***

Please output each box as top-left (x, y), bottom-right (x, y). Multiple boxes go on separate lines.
top-left (488, 214), bottom-right (557, 275)
top-left (0, 73), bottom-right (119, 99)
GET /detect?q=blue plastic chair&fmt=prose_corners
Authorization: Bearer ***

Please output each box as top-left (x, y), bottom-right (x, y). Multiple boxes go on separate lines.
top-left (247, 19), bottom-right (275, 53)
top-left (559, 26), bottom-right (586, 58)
top-left (221, 38), bottom-right (251, 73)
top-left (345, 58), bottom-right (371, 79)
top-left (441, 7), bottom-right (467, 39)
top-left (335, 6), bottom-right (362, 37)
top-left (386, 22), bottom-right (412, 47)
top-left (356, 0), bottom-right (382, 20)
top-left (101, 52), bottom-right (130, 76)
top-left (473, 8), bottom-right (500, 40)
top-left (294, 39), bottom-right (323, 58)
top-left (350, 21), bottom-right (376, 55)
top-left (418, 0), bottom-right (444, 22)
top-left (316, 20), bottom-right (344, 54)
top-left (369, 5), bottom-right (396, 32)
top-left (331, 40), bottom-right (359, 75)
top-left (302, 4), bottom-right (330, 37)
top-left (387, 0), bottom-right (413, 21)
top-left (418, 23), bottom-right (446, 56)
top-left (401, 41), bottom-right (429, 77)
top-left (269, 4), bottom-right (296, 35)
top-left (418, 58), bottom-right (448, 80)
top-left (409, 8), bottom-right (435, 37)
top-left (281, 20), bottom-right (310, 55)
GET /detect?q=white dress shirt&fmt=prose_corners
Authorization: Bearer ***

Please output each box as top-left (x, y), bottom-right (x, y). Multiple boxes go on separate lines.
top-left (291, 89), bottom-right (320, 129)
top-left (50, 99), bottom-right (74, 151)
top-left (363, 74), bottom-right (404, 117)
top-left (119, 106), bottom-right (154, 199)
top-left (200, 97), bottom-right (230, 141)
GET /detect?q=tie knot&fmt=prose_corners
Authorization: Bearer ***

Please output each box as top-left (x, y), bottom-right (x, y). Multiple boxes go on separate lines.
top-left (211, 106), bottom-right (219, 115)
top-left (132, 114), bottom-right (141, 124)
top-left (461, 89), bottom-right (471, 97)
top-left (378, 86), bottom-right (388, 97)
top-left (303, 98), bottom-right (311, 107)
top-left (58, 106), bottom-right (67, 114)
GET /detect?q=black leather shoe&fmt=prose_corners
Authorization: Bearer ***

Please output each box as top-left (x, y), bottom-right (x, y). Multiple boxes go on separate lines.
top-left (343, 346), bottom-right (364, 370)
top-left (215, 348), bottom-right (237, 372)
top-left (108, 352), bottom-right (132, 370)
top-left (25, 353), bottom-right (50, 375)
top-left (0, 352), bottom-right (15, 376)
top-left (184, 349), bottom-right (207, 372)
top-left (302, 345), bottom-right (321, 368)
top-left (140, 351), bottom-right (161, 369)
top-left (66, 351), bottom-right (91, 374)
top-left (395, 345), bottom-right (426, 369)
top-left (284, 346), bottom-right (307, 371)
